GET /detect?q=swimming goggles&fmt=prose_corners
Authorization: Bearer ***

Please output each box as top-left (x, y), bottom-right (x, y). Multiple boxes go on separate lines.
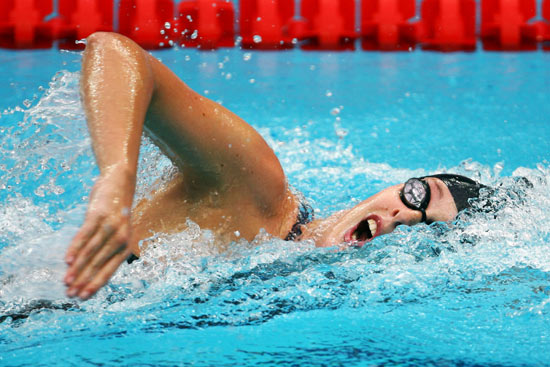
top-left (399, 178), bottom-right (431, 223)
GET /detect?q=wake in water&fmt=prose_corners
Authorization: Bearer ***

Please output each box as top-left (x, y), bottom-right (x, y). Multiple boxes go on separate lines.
top-left (0, 71), bottom-right (549, 353)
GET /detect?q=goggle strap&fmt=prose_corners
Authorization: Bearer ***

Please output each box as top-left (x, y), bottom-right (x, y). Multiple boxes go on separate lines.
top-left (420, 209), bottom-right (427, 223)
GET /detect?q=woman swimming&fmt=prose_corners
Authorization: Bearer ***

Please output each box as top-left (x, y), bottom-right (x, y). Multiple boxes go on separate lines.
top-left (64, 32), bottom-right (485, 300)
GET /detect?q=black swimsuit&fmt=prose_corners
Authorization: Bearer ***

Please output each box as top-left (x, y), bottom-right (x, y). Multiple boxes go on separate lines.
top-left (285, 198), bottom-right (315, 241)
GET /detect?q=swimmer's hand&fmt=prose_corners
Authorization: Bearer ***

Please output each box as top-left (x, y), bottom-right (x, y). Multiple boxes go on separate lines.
top-left (64, 167), bottom-right (135, 300)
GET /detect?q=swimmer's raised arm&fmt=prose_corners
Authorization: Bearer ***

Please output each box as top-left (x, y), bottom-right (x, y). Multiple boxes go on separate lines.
top-left (64, 32), bottom-right (291, 300)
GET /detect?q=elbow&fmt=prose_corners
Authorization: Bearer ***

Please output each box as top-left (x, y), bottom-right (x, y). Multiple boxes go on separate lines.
top-left (84, 32), bottom-right (147, 65)
top-left (82, 32), bottom-right (155, 94)
top-left (85, 32), bottom-right (139, 49)
top-left (85, 31), bottom-right (121, 49)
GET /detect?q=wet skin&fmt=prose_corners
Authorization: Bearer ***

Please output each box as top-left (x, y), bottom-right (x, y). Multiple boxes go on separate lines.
top-left (301, 177), bottom-right (459, 247)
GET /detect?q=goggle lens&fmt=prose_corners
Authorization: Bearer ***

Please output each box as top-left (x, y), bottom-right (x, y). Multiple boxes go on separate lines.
top-left (403, 179), bottom-right (428, 209)
top-left (400, 178), bottom-right (431, 223)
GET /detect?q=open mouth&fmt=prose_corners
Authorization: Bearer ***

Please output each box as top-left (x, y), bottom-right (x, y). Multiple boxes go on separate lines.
top-left (344, 215), bottom-right (380, 246)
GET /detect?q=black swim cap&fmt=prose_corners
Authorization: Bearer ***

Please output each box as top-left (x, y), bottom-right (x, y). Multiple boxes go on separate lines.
top-left (423, 174), bottom-right (487, 213)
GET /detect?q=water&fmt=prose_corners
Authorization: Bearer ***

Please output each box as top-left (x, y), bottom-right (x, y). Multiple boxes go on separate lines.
top-left (1, 47), bottom-right (549, 366)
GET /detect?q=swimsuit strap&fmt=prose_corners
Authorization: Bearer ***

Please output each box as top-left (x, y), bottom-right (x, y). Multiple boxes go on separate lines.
top-left (285, 199), bottom-right (314, 241)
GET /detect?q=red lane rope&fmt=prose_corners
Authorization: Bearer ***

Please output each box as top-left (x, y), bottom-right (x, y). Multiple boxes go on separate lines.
top-left (0, 0), bottom-right (549, 51)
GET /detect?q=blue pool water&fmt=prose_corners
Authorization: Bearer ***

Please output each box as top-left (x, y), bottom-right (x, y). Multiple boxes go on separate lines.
top-left (1, 46), bottom-right (550, 366)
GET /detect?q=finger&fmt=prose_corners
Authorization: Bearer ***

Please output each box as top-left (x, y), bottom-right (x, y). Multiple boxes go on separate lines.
top-left (66, 218), bottom-right (100, 264)
top-left (76, 245), bottom-right (131, 300)
top-left (71, 234), bottom-right (127, 291)
top-left (64, 223), bottom-right (115, 285)
top-left (67, 228), bottom-right (128, 297)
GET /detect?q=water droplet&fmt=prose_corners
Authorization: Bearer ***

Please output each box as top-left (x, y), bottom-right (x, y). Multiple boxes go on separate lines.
top-left (243, 53), bottom-right (251, 61)
top-left (204, 90), bottom-right (209, 95)
top-left (253, 35), bottom-right (262, 43)
top-left (191, 30), bottom-right (198, 39)
top-left (22, 99), bottom-right (31, 108)
top-left (256, 17), bottom-right (262, 21)
top-left (164, 22), bottom-right (171, 29)
top-left (159, 42), bottom-right (165, 47)
top-left (249, 78), bottom-right (255, 84)
top-left (225, 73), bottom-right (232, 80)
top-left (292, 38), bottom-right (298, 44)
top-left (187, 15), bottom-right (193, 22)
top-left (309, 65), bottom-right (316, 71)
top-left (218, 62), bottom-right (224, 69)
top-left (185, 55), bottom-right (190, 61)
top-left (336, 128), bottom-right (348, 139)
top-left (325, 90), bottom-right (332, 97)
top-left (330, 107), bottom-right (340, 116)
top-left (160, 29), bottom-right (165, 35)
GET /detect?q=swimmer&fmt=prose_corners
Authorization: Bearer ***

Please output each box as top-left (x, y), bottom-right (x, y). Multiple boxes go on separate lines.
top-left (64, 32), bottom-right (486, 300)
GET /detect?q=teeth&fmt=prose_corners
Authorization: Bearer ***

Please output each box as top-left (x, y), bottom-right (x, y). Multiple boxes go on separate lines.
top-left (368, 219), bottom-right (377, 235)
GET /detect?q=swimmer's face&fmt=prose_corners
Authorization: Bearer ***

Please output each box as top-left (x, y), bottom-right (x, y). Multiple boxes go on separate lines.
top-left (303, 178), bottom-right (458, 247)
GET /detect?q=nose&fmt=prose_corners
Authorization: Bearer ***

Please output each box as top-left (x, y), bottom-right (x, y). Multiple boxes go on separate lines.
top-left (389, 207), bottom-right (420, 228)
